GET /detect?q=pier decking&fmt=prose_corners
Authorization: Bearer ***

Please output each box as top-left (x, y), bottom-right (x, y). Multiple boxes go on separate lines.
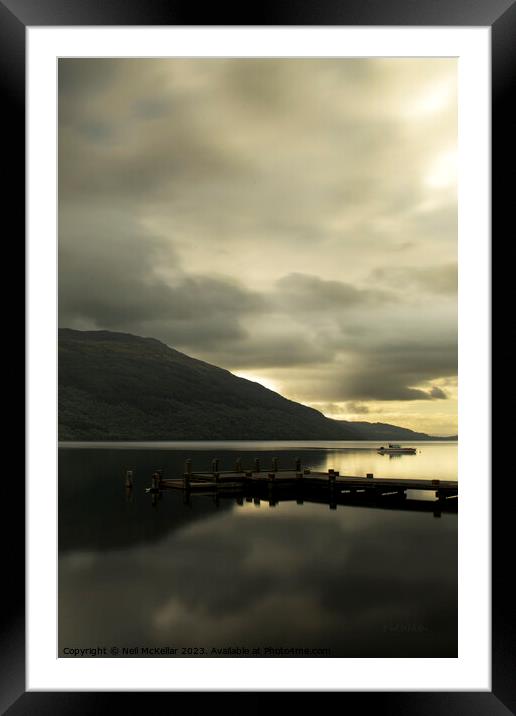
top-left (140, 458), bottom-right (458, 514)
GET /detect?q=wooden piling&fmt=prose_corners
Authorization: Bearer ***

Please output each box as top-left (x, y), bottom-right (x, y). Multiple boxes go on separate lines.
top-left (125, 470), bottom-right (133, 488)
top-left (185, 459), bottom-right (192, 475)
top-left (272, 457), bottom-right (278, 472)
top-left (212, 458), bottom-right (219, 474)
top-left (254, 458), bottom-right (261, 473)
top-left (295, 457), bottom-right (301, 471)
top-left (151, 473), bottom-right (160, 491)
top-left (236, 458), bottom-right (243, 472)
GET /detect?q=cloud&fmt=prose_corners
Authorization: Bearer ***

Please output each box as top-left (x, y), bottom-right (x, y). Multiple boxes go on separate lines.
top-left (276, 273), bottom-right (395, 312)
top-left (345, 402), bottom-right (371, 414)
top-left (372, 263), bottom-right (457, 295)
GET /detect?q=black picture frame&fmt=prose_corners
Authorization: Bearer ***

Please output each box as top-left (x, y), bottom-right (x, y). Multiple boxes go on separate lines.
top-left (7, 0), bottom-right (509, 710)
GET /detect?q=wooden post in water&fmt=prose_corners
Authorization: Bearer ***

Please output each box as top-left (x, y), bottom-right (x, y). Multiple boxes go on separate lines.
top-left (272, 457), bottom-right (278, 472)
top-left (235, 457), bottom-right (243, 472)
top-left (151, 472), bottom-right (160, 491)
top-left (125, 470), bottom-right (133, 488)
top-left (185, 459), bottom-right (192, 475)
top-left (212, 458), bottom-right (219, 474)
top-left (329, 470), bottom-right (336, 509)
top-left (254, 458), bottom-right (261, 473)
top-left (295, 457), bottom-right (301, 472)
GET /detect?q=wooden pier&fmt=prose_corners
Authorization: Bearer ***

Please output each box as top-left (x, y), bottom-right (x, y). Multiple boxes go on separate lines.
top-left (142, 458), bottom-right (458, 513)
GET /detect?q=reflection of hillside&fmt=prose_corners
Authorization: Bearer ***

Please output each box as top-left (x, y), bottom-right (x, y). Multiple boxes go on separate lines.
top-left (58, 449), bottom-right (231, 553)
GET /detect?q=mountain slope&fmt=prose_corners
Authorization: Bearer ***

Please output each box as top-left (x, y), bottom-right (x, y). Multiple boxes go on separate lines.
top-left (58, 329), bottom-right (450, 441)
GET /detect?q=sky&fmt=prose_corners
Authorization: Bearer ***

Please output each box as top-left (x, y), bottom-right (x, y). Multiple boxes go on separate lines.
top-left (58, 58), bottom-right (457, 436)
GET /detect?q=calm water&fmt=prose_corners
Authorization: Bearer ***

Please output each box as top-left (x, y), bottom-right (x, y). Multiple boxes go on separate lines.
top-left (59, 441), bottom-right (457, 658)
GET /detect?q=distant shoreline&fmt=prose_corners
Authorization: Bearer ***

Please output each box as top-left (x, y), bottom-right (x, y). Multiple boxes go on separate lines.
top-left (58, 439), bottom-right (458, 450)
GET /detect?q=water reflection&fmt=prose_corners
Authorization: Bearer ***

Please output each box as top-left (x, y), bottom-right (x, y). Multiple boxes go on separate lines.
top-left (59, 443), bottom-right (457, 658)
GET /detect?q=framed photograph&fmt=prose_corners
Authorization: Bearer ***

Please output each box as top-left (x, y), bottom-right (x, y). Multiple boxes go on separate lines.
top-left (7, 0), bottom-right (510, 709)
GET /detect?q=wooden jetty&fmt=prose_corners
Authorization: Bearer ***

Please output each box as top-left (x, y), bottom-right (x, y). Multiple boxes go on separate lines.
top-left (143, 458), bottom-right (458, 512)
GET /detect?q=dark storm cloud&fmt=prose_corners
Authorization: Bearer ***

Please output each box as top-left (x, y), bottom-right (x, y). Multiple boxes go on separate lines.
top-left (59, 207), bottom-right (265, 345)
top-left (286, 336), bottom-right (457, 403)
top-left (276, 273), bottom-right (395, 311)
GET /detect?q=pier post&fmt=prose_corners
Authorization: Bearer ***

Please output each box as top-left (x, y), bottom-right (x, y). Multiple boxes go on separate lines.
top-left (329, 471), bottom-right (336, 509)
top-left (185, 459), bottom-right (192, 475)
top-left (212, 458), bottom-right (219, 474)
top-left (272, 457), bottom-right (278, 472)
top-left (254, 458), bottom-right (261, 473)
top-left (151, 473), bottom-right (160, 491)
top-left (295, 457), bottom-right (301, 472)
top-left (125, 470), bottom-right (133, 488)
top-left (236, 458), bottom-right (243, 472)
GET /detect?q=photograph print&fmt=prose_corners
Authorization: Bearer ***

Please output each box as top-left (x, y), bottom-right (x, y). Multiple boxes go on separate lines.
top-left (58, 58), bottom-right (458, 659)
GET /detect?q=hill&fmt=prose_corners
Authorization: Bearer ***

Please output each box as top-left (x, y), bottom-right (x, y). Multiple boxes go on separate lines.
top-left (58, 329), bottom-right (453, 441)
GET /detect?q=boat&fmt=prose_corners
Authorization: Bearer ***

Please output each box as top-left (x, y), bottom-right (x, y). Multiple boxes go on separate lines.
top-left (377, 444), bottom-right (417, 455)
